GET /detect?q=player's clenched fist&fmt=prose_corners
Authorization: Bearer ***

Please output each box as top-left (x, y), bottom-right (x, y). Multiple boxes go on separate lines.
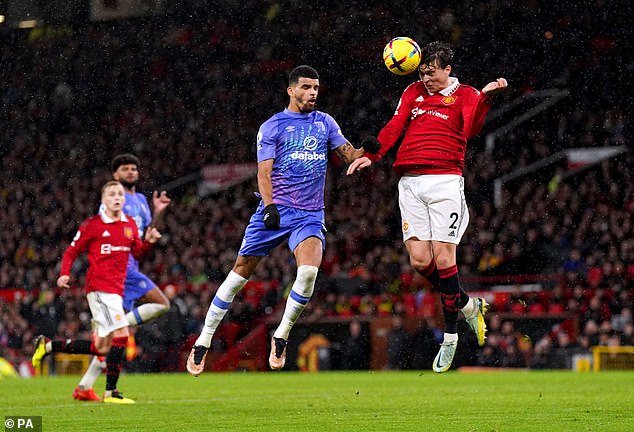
top-left (361, 136), bottom-right (381, 154)
top-left (263, 204), bottom-right (280, 230)
top-left (57, 275), bottom-right (70, 289)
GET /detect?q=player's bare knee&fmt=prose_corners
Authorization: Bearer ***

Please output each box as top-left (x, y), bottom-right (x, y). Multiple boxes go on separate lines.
top-left (157, 302), bottom-right (170, 315)
top-left (146, 287), bottom-right (170, 308)
top-left (155, 296), bottom-right (170, 309)
top-left (434, 255), bottom-right (454, 270)
top-left (233, 256), bottom-right (260, 278)
top-left (94, 340), bottom-right (111, 355)
top-left (431, 243), bottom-right (456, 269)
top-left (410, 257), bottom-right (432, 274)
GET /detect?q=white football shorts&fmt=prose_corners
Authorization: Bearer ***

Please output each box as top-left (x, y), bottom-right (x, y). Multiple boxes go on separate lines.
top-left (398, 174), bottom-right (469, 244)
top-left (87, 291), bottom-right (128, 337)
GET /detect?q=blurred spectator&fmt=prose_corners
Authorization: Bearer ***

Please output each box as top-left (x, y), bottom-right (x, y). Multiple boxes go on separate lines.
top-left (621, 323), bottom-right (634, 346)
top-left (529, 336), bottom-right (553, 369)
top-left (341, 319), bottom-right (370, 370)
top-left (32, 290), bottom-right (61, 339)
top-left (410, 318), bottom-right (440, 369)
top-left (386, 315), bottom-right (409, 370)
top-left (549, 332), bottom-right (579, 369)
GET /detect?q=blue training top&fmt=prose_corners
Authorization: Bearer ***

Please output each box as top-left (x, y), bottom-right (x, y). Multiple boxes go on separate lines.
top-left (256, 108), bottom-right (348, 211)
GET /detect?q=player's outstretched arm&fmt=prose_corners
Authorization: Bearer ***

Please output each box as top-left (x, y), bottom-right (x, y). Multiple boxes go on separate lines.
top-left (334, 142), bottom-right (365, 165)
top-left (345, 135), bottom-right (380, 175)
top-left (334, 137), bottom-right (382, 166)
top-left (346, 157), bottom-right (372, 175)
top-left (482, 78), bottom-right (508, 95)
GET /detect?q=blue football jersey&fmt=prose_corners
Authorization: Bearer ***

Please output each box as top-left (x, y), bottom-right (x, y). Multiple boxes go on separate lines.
top-left (256, 109), bottom-right (348, 210)
top-left (122, 191), bottom-right (151, 271)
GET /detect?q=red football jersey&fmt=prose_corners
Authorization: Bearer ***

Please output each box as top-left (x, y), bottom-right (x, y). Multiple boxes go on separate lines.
top-left (60, 212), bottom-right (153, 295)
top-left (370, 78), bottom-right (492, 175)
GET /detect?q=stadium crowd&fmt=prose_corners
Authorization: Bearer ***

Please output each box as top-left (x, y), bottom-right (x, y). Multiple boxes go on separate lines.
top-left (1, 0), bottom-right (632, 373)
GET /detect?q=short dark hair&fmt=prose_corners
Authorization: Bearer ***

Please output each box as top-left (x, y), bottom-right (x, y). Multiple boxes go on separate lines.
top-left (421, 41), bottom-right (454, 69)
top-left (289, 65), bottom-right (319, 86)
top-left (111, 153), bottom-right (140, 173)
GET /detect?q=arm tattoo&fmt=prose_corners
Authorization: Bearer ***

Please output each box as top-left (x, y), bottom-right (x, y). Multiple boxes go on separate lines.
top-left (335, 143), bottom-right (362, 165)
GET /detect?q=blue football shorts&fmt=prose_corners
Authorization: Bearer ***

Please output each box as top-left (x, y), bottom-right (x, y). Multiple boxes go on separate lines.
top-left (123, 268), bottom-right (158, 311)
top-left (238, 203), bottom-right (327, 256)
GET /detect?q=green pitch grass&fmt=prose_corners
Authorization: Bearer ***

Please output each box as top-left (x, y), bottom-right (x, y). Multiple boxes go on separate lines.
top-left (2, 370), bottom-right (633, 431)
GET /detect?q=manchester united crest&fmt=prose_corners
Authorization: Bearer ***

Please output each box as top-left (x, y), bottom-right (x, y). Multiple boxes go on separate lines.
top-left (441, 96), bottom-right (456, 105)
top-left (123, 227), bottom-right (133, 239)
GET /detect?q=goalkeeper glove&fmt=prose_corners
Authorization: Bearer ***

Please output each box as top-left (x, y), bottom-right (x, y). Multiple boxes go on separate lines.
top-left (263, 204), bottom-right (280, 230)
top-left (361, 136), bottom-right (381, 154)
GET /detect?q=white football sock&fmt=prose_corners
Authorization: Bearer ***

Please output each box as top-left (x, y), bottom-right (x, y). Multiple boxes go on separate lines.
top-left (273, 265), bottom-right (318, 340)
top-left (461, 297), bottom-right (475, 317)
top-left (126, 303), bottom-right (169, 326)
top-left (195, 271), bottom-right (248, 348)
top-left (443, 332), bottom-right (459, 342)
top-left (78, 356), bottom-right (107, 390)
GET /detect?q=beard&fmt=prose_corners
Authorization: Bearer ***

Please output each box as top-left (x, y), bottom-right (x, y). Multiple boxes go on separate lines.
top-left (300, 102), bottom-right (316, 113)
top-left (119, 179), bottom-right (136, 189)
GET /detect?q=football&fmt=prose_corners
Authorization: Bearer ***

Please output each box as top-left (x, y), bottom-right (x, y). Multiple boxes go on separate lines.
top-left (382, 37), bottom-right (422, 75)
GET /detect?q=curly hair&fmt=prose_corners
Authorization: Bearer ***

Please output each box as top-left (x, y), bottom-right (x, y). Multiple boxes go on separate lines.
top-left (110, 153), bottom-right (140, 173)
